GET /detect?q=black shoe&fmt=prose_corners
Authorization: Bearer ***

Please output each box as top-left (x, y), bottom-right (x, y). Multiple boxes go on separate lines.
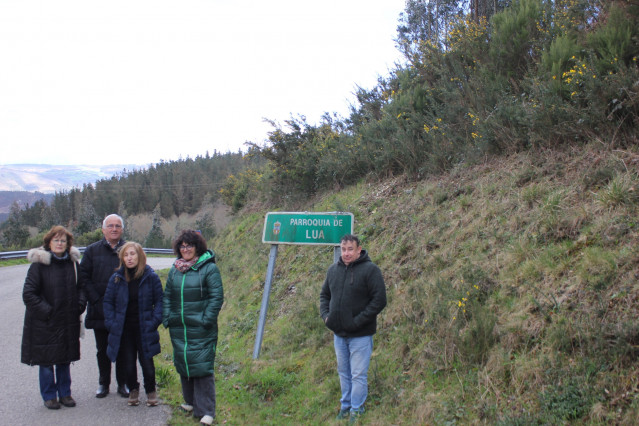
top-left (95, 385), bottom-right (109, 398)
top-left (117, 385), bottom-right (130, 398)
top-left (336, 408), bottom-right (350, 420)
top-left (44, 399), bottom-right (61, 409)
top-left (59, 396), bottom-right (76, 407)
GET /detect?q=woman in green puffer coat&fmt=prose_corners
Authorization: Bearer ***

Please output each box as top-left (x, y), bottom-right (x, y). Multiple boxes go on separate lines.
top-left (163, 230), bottom-right (223, 426)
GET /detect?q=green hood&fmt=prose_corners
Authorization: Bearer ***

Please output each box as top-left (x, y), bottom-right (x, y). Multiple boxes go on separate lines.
top-left (193, 249), bottom-right (215, 268)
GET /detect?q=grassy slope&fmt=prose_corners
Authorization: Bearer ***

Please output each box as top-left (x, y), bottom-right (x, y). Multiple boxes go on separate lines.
top-left (158, 145), bottom-right (639, 425)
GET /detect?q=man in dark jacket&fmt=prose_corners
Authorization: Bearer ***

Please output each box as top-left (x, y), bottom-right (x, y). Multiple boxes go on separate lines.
top-left (79, 214), bottom-right (129, 398)
top-left (320, 234), bottom-right (386, 423)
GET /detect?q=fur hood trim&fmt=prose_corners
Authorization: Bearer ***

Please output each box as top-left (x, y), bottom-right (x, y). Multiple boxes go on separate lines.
top-left (27, 246), bottom-right (81, 265)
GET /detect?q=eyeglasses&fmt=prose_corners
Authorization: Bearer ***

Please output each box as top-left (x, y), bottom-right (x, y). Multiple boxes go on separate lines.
top-left (52, 239), bottom-right (67, 244)
top-left (180, 244), bottom-right (194, 250)
top-left (106, 224), bottom-right (122, 229)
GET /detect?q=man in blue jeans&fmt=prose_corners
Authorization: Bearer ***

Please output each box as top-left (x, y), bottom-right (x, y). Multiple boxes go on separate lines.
top-left (320, 234), bottom-right (387, 423)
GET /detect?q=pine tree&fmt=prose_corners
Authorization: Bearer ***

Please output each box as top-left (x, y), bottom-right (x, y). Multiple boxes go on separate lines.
top-left (144, 204), bottom-right (167, 248)
top-left (1, 202), bottom-right (30, 248)
top-left (40, 205), bottom-right (62, 232)
top-left (117, 201), bottom-right (132, 241)
top-left (196, 212), bottom-right (216, 240)
top-left (76, 194), bottom-right (100, 235)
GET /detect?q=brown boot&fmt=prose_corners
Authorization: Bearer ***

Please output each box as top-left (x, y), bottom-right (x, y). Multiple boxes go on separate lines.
top-left (146, 391), bottom-right (158, 407)
top-left (127, 389), bottom-right (140, 406)
top-left (44, 399), bottom-right (61, 410)
top-left (59, 396), bottom-right (76, 407)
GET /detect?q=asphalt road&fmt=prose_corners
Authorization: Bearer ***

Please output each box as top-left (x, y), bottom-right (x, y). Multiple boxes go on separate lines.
top-left (0, 257), bottom-right (176, 426)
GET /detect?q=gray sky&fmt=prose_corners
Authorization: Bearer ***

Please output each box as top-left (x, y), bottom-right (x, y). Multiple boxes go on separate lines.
top-left (0, 0), bottom-right (405, 166)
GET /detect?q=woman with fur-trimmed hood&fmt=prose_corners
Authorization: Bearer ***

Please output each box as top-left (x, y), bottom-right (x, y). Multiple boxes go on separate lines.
top-left (21, 225), bottom-right (86, 410)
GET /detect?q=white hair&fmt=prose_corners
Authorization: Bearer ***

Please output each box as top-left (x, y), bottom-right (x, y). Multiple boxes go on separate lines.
top-left (102, 214), bottom-right (125, 229)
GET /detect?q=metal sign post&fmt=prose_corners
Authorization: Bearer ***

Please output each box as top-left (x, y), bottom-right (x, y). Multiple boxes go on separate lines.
top-left (333, 245), bottom-right (341, 264)
top-left (252, 244), bottom-right (278, 359)
top-left (253, 212), bottom-right (353, 359)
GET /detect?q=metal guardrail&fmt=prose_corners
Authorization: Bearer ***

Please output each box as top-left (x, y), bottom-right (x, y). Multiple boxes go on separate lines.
top-left (0, 247), bottom-right (173, 260)
top-left (143, 248), bottom-right (175, 255)
top-left (0, 250), bottom-right (30, 260)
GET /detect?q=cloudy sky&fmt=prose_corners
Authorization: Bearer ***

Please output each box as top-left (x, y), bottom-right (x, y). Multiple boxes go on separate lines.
top-left (0, 0), bottom-right (406, 166)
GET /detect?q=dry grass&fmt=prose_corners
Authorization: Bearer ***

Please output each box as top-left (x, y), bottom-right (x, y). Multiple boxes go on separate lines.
top-left (349, 145), bottom-right (639, 423)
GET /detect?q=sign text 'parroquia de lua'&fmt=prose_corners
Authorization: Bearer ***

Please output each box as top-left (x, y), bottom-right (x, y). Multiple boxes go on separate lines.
top-left (262, 212), bottom-right (354, 245)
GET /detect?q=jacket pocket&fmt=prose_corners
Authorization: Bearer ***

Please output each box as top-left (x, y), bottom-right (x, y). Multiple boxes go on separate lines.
top-left (325, 313), bottom-right (339, 332)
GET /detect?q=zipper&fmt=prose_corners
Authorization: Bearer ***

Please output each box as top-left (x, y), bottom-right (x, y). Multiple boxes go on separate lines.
top-left (180, 273), bottom-right (190, 377)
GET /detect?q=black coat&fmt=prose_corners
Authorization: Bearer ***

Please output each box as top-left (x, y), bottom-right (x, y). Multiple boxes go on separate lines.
top-left (319, 249), bottom-right (387, 338)
top-left (79, 238), bottom-right (124, 330)
top-left (21, 247), bottom-right (86, 366)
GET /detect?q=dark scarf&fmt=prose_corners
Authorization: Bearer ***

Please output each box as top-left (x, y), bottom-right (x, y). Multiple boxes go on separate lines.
top-left (174, 256), bottom-right (199, 273)
top-left (51, 251), bottom-right (69, 261)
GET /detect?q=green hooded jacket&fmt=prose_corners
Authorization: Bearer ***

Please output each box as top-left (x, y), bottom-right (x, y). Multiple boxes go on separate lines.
top-left (162, 250), bottom-right (224, 377)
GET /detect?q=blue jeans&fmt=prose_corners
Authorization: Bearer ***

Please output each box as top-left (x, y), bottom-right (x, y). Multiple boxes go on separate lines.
top-left (333, 335), bottom-right (373, 413)
top-left (39, 364), bottom-right (71, 401)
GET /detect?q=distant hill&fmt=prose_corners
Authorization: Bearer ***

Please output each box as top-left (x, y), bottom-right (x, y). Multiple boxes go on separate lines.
top-left (0, 163), bottom-right (142, 225)
top-left (0, 191), bottom-right (55, 215)
top-left (0, 163), bottom-right (141, 193)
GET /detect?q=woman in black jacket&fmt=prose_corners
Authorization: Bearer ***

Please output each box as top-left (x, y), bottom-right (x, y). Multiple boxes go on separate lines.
top-left (21, 226), bottom-right (86, 410)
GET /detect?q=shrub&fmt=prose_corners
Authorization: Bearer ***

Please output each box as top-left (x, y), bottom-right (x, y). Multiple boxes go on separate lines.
top-left (489, 0), bottom-right (543, 79)
top-left (587, 5), bottom-right (639, 74)
top-left (541, 34), bottom-right (581, 96)
top-left (75, 228), bottom-right (103, 247)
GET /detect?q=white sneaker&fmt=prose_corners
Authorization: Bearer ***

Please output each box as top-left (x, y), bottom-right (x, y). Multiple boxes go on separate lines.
top-left (180, 403), bottom-right (193, 412)
top-left (200, 414), bottom-right (214, 425)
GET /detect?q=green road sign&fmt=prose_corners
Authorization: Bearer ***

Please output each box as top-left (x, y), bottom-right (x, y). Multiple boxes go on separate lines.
top-left (262, 212), bottom-right (354, 245)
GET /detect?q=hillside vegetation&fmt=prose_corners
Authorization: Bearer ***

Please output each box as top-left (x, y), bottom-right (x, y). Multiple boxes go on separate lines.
top-left (181, 145), bottom-right (639, 425)
top-left (224, 0), bottom-right (639, 211)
